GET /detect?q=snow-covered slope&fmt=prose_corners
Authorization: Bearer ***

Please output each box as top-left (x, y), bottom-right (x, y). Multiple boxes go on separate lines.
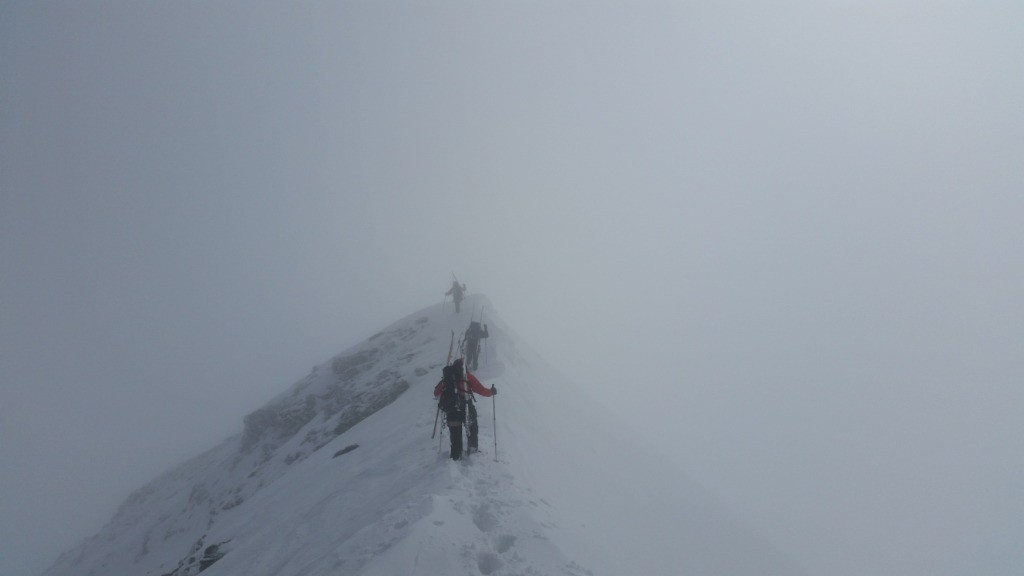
top-left (42, 295), bottom-right (799, 576)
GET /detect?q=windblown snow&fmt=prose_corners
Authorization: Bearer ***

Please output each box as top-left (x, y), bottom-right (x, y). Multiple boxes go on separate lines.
top-left (41, 295), bottom-right (798, 576)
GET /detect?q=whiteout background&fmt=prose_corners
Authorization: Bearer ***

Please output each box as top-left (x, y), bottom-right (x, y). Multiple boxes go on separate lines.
top-left (2, 2), bottom-right (1022, 576)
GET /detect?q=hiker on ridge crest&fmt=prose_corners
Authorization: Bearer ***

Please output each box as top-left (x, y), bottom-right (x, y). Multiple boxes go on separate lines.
top-left (434, 358), bottom-right (496, 460)
top-left (446, 280), bottom-right (466, 313)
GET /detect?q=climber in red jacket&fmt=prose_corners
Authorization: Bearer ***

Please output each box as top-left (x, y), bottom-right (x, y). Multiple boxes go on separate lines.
top-left (434, 358), bottom-right (496, 459)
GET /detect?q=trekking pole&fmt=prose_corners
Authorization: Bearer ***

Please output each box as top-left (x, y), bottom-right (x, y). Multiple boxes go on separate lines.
top-left (432, 405), bottom-right (440, 439)
top-left (492, 394), bottom-right (498, 462)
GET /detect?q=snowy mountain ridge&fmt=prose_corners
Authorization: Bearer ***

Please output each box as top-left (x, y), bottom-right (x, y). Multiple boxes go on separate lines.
top-left (42, 295), bottom-right (799, 576)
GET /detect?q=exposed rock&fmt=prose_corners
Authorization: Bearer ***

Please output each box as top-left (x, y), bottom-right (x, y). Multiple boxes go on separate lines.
top-left (332, 348), bottom-right (378, 380)
top-left (333, 444), bottom-right (359, 458)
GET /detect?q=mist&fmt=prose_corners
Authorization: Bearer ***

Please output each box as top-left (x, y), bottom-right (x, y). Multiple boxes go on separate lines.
top-left (2, 2), bottom-right (1022, 576)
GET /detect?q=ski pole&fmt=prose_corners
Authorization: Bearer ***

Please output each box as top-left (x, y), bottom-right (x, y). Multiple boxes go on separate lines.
top-left (492, 394), bottom-right (498, 462)
top-left (432, 405), bottom-right (440, 439)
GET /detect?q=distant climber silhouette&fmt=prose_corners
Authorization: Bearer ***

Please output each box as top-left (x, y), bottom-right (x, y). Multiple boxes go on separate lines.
top-left (446, 280), bottom-right (466, 313)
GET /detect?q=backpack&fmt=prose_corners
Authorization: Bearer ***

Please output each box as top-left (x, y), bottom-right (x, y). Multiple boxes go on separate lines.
top-left (439, 365), bottom-right (461, 417)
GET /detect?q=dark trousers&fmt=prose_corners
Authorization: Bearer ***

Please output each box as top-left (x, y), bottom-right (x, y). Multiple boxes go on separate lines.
top-left (466, 401), bottom-right (479, 450)
top-left (446, 399), bottom-right (478, 460)
top-left (466, 340), bottom-right (481, 370)
top-left (447, 421), bottom-right (463, 460)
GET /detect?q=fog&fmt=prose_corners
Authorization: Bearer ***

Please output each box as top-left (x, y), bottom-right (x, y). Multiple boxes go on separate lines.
top-left (2, 2), bottom-right (1021, 575)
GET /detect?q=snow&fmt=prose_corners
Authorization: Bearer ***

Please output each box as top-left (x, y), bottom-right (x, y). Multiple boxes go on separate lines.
top-left (41, 295), bottom-right (798, 576)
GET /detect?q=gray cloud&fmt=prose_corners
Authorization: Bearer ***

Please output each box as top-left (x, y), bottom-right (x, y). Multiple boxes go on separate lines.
top-left (3, 2), bottom-right (1022, 575)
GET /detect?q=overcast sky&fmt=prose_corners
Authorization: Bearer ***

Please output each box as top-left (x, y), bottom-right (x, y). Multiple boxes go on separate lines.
top-left (2, 2), bottom-right (1022, 576)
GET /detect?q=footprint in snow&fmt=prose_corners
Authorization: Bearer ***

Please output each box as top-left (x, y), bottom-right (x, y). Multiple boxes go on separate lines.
top-left (477, 551), bottom-right (502, 575)
top-left (472, 502), bottom-right (499, 533)
top-left (495, 534), bottom-right (516, 554)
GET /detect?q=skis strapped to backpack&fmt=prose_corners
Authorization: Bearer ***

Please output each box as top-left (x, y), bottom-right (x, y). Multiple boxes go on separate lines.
top-left (434, 330), bottom-right (458, 440)
top-left (439, 365), bottom-right (460, 418)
